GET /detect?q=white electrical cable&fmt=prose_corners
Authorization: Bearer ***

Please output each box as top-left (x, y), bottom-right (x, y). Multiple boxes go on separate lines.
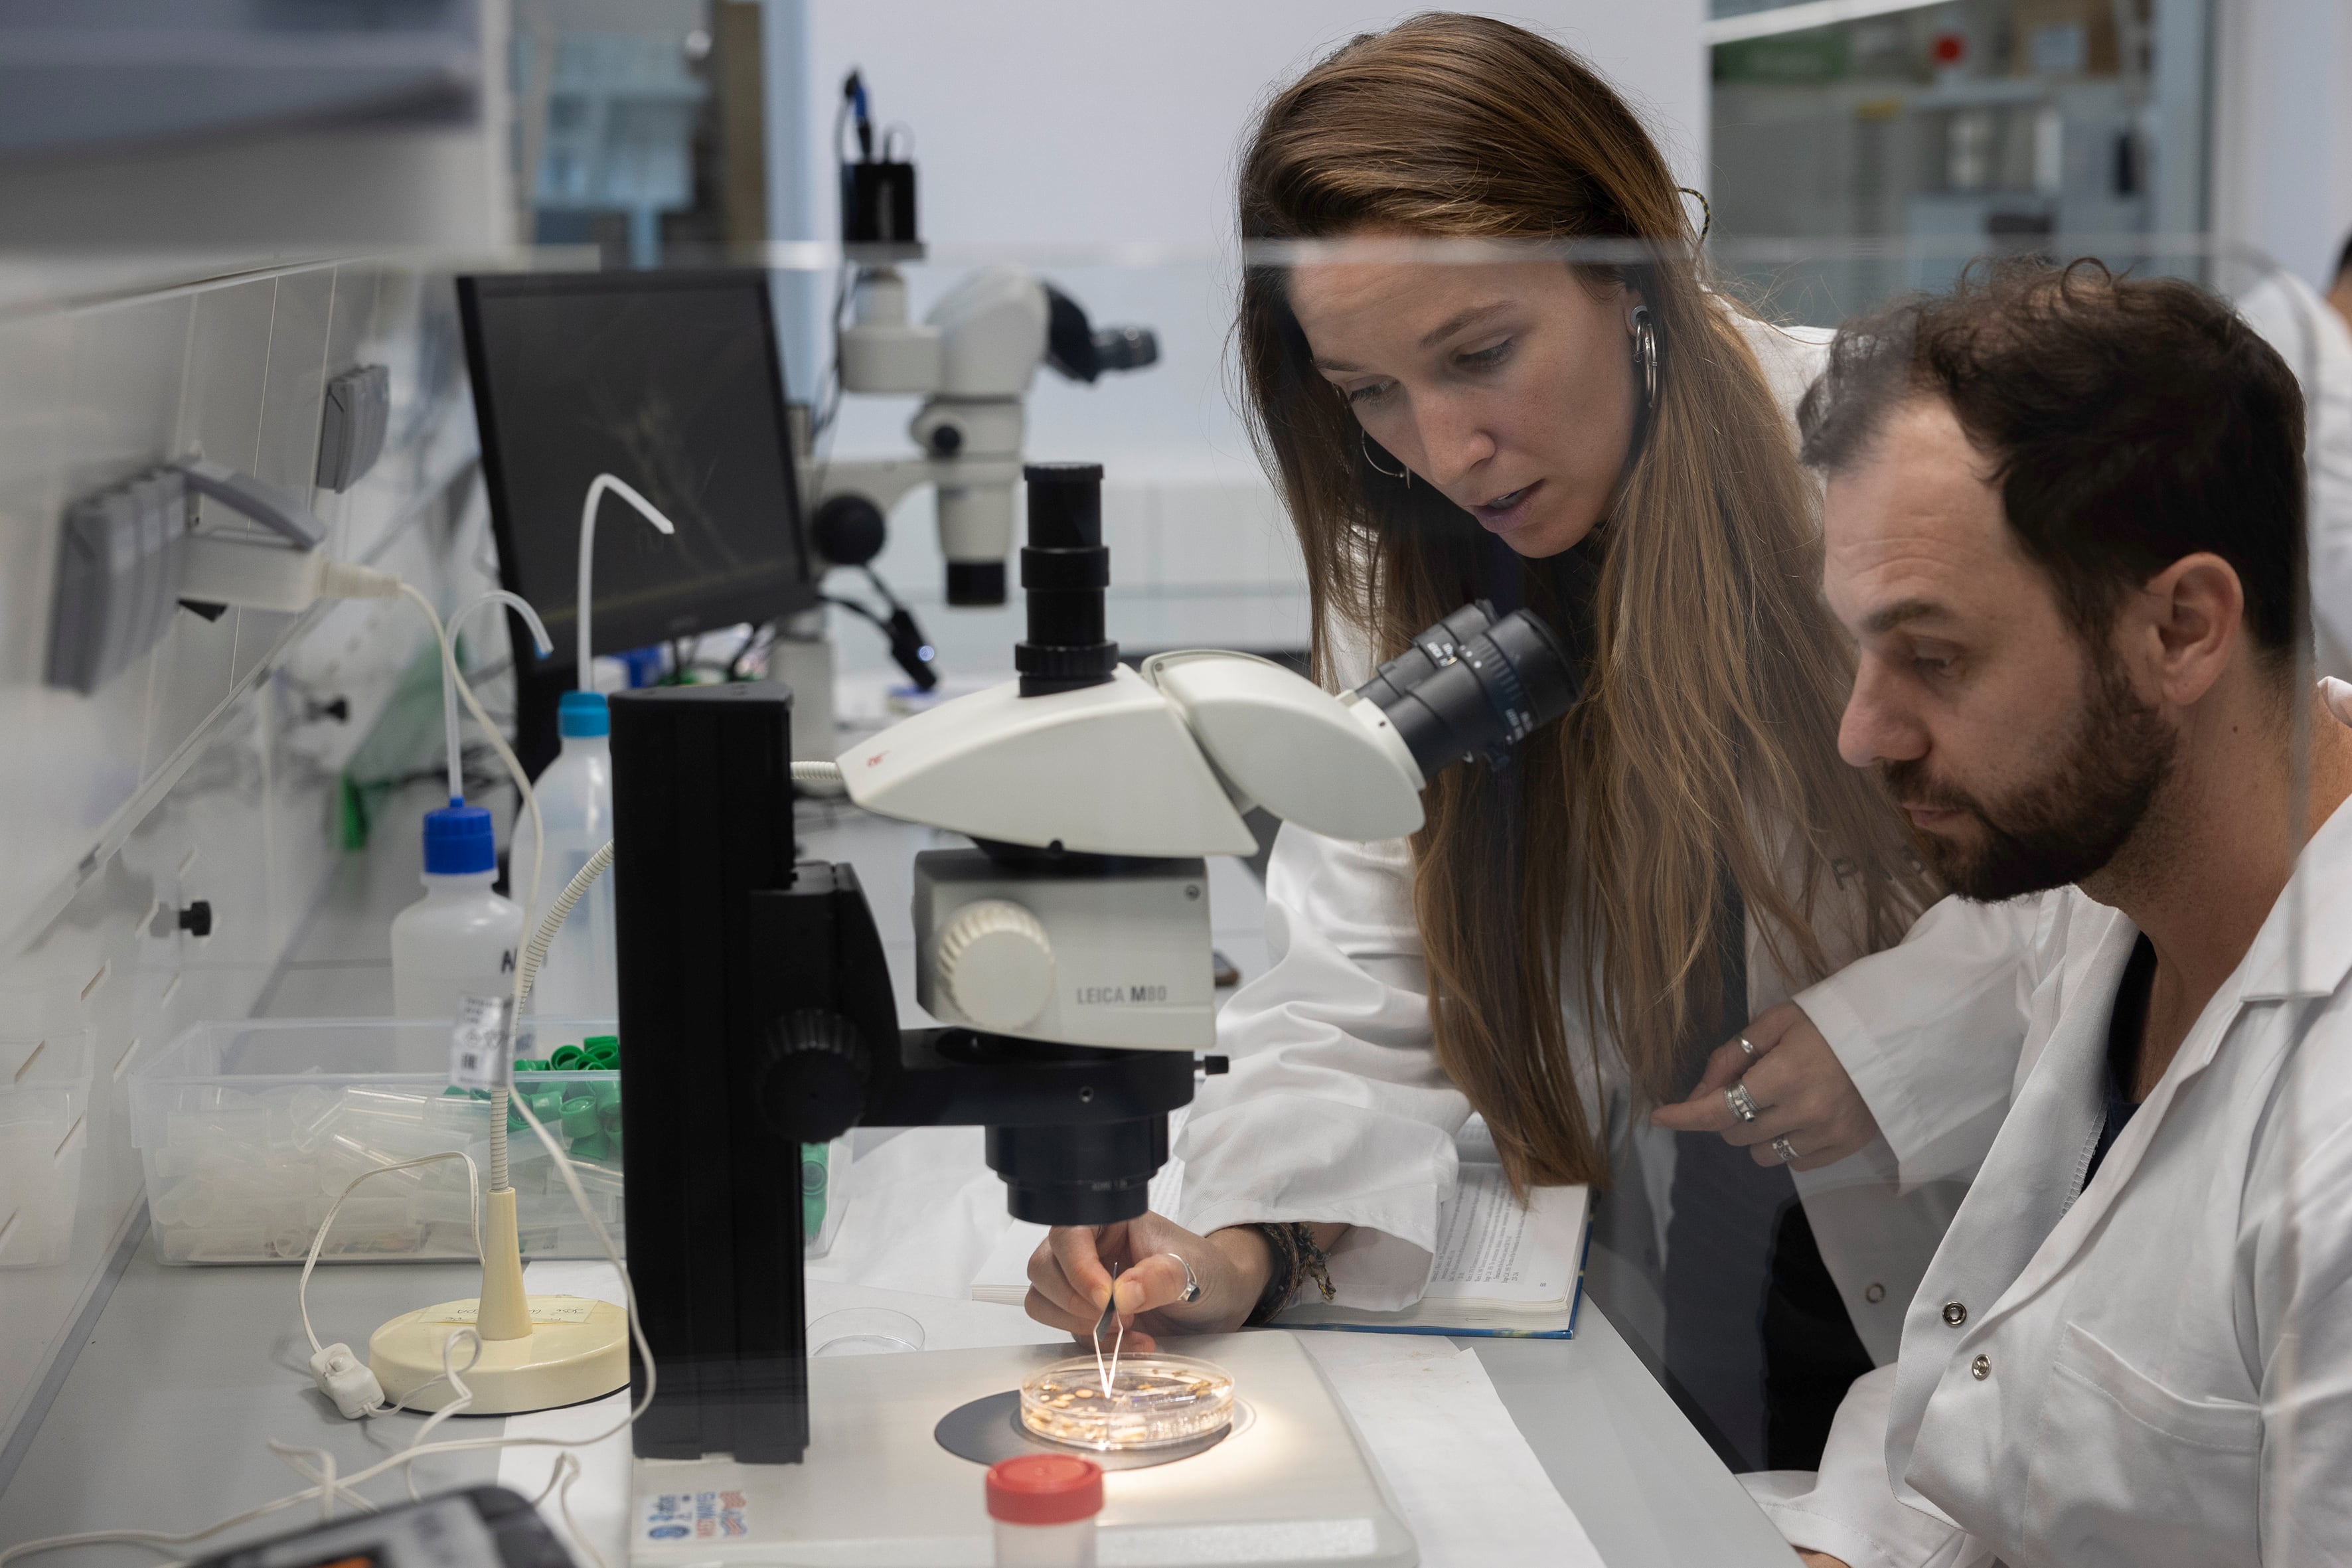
top-left (0, 1440), bottom-right (388, 1568)
top-left (396, 584), bottom-right (467, 805)
top-left (486, 839), bottom-right (613, 1193)
top-left (394, 583), bottom-right (552, 928)
top-left (299, 1152), bottom-right (483, 1360)
top-left (272, 1444), bottom-right (369, 1523)
top-left (447, 590), bottom-right (555, 911)
top-left (791, 761), bottom-right (843, 785)
top-left (397, 580), bottom-right (565, 1195)
top-left (0, 938), bottom-right (661, 1568)
top-left (514, 841), bottom-right (615, 1012)
top-left (547, 1452), bottom-right (608, 1568)
top-left (575, 475), bottom-right (680, 684)
top-left (398, 1331), bottom-right (485, 1500)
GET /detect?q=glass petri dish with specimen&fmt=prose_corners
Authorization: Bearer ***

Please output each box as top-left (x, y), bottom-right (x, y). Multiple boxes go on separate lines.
top-left (1018, 1354), bottom-right (1235, 1451)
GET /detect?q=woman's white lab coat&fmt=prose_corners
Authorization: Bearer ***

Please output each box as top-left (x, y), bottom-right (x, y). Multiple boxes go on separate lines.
top-left (1175, 316), bottom-right (2035, 1363)
top-left (1745, 690), bottom-right (2352, 1567)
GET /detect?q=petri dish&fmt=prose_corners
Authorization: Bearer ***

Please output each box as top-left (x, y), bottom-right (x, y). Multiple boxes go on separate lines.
top-left (809, 1306), bottom-right (924, 1356)
top-left (1018, 1354), bottom-right (1234, 1451)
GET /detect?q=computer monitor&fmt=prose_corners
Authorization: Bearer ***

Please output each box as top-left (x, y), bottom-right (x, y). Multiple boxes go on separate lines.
top-left (457, 269), bottom-right (816, 686)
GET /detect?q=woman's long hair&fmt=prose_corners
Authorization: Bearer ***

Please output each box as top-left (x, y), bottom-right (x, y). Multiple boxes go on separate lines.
top-left (1237, 14), bottom-right (1927, 1188)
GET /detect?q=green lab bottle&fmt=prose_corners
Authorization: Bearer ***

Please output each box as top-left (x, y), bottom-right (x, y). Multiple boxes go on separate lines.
top-left (802, 1142), bottom-right (828, 1232)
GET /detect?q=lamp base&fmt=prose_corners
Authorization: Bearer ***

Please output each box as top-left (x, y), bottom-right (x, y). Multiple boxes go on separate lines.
top-left (369, 1295), bottom-right (628, 1415)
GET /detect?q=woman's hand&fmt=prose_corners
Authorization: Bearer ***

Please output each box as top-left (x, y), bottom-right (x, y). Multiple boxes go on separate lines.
top-left (1796, 1553), bottom-right (1851, 1567)
top-left (1024, 1214), bottom-right (1275, 1353)
top-left (1649, 1002), bottom-right (1881, 1172)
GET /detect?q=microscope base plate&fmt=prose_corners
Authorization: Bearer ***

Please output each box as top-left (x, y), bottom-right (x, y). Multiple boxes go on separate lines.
top-left (628, 1331), bottom-right (1416, 1567)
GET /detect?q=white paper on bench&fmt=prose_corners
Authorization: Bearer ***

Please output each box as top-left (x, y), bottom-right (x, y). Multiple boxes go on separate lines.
top-left (1298, 1330), bottom-right (1603, 1567)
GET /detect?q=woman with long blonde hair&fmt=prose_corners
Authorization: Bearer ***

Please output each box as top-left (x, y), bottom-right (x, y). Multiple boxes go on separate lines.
top-left (1022, 14), bottom-right (2017, 1469)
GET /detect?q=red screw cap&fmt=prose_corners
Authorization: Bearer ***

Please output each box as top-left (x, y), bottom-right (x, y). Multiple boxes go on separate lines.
top-left (986, 1454), bottom-right (1105, 1525)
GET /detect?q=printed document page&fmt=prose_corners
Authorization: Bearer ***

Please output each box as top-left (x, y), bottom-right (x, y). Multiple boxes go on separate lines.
top-left (1419, 1166), bottom-right (1582, 1306)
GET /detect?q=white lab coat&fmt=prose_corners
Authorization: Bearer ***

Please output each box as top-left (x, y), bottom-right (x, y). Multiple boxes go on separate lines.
top-left (1176, 314), bottom-right (2031, 1362)
top-left (1747, 688), bottom-right (2352, 1567)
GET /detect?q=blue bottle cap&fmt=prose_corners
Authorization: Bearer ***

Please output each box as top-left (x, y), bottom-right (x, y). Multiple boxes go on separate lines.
top-left (558, 689), bottom-right (610, 738)
top-left (422, 801), bottom-right (498, 875)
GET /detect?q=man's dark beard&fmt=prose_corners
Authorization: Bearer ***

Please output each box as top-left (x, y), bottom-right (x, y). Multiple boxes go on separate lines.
top-left (1883, 653), bottom-right (2175, 902)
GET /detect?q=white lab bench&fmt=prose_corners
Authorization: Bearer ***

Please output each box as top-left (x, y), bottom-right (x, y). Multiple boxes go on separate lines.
top-left (0, 781), bottom-right (1797, 1567)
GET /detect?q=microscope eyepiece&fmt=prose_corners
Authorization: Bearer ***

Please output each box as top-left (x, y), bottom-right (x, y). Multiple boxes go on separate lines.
top-left (1353, 601), bottom-right (1582, 777)
top-left (1042, 285), bottom-right (1161, 383)
top-left (1015, 462), bottom-right (1119, 697)
top-left (1091, 325), bottom-right (1159, 374)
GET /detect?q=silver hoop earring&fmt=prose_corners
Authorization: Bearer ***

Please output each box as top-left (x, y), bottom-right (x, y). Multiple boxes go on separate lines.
top-left (1630, 307), bottom-right (1658, 414)
top-left (1361, 429), bottom-right (1411, 485)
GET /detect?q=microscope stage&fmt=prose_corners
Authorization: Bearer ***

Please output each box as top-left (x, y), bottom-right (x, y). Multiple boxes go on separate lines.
top-left (627, 1330), bottom-right (1416, 1568)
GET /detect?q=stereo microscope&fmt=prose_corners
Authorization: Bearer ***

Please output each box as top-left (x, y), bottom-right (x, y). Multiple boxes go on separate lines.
top-left (613, 462), bottom-right (1576, 1565)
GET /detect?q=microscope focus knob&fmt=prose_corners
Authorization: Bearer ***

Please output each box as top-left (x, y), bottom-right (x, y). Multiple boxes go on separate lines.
top-left (935, 899), bottom-right (1055, 1032)
top-left (755, 1010), bottom-right (870, 1143)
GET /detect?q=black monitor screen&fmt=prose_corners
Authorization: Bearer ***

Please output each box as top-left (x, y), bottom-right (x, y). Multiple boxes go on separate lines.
top-left (458, 270), bottom-right (814, 673)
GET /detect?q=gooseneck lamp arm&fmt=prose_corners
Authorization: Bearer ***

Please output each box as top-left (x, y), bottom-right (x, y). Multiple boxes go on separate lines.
top-left (440, 591), bottom-right (553, 806)
top-left (576, 474), bottom-right (680, 686)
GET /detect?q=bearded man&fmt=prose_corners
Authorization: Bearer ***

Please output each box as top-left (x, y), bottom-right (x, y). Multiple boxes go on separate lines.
top-left (1745, 262), bottom-right (2352, 1568)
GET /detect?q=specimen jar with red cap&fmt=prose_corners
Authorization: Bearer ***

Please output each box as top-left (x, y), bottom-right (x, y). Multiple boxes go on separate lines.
top-left (986, 1452), bottom-right (1105, 1567)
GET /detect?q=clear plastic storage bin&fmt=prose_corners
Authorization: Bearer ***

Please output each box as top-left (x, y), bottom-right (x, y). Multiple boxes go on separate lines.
top-left (129, 1017), bottom-right (850, 1265)
top-left (131, 1017), bottom-right (627, 1265)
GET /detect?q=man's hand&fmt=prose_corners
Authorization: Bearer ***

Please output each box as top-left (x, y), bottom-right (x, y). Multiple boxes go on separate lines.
top-left (1024, 1214), bottom-right (1275, 1353)
top-left (1650, 1002), bottom-right (1881, 1172)
top-left (1796, 1553), bottom-right (1851, 1567)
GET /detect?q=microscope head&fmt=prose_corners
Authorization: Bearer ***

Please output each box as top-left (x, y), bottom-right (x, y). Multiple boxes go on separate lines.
top-left (834, 462), bottom-right (1583, 1056)
top-left (831, 268), bottom-right (1161, 609)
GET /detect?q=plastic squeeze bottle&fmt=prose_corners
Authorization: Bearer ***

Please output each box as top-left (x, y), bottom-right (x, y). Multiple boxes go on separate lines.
top-left (392, 801), bottom-right (524, 1019)
top-left (986, 1454), bottom-right (1103, 1567)
top-left (511, 689), bottom-right (617, 1022)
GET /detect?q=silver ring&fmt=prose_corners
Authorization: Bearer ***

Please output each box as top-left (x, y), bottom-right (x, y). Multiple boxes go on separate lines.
top-left (1724, 1081), bottom-right (1762, 1123)
top-left (1162, 1251), bottom-right (1201, 1304)
top-left (1738, 1035), bottom-right (1757, 1059)
top-left (1772, 1136), bottom-right (1799, 1164)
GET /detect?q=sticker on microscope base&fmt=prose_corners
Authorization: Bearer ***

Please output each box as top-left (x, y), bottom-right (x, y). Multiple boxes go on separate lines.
top-left (641, 1489), bottom-right (750, 1541)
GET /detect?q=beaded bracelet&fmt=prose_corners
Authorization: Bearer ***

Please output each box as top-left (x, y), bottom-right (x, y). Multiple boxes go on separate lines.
top-left (1243, 1221), bottom-right (1337, 1326)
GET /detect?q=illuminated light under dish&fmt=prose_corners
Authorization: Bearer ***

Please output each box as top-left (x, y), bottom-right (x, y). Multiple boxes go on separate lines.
top-left (1018, 1354), bottom-right (1235, 1451)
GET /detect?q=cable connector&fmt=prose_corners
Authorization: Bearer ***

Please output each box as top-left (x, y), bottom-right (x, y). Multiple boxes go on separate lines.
top-left (309, 1342), bottom-right (386, 1419)
top-left (179, 539), bottom-right (400, 612)
top-left (317, 560), bottom-right (402, 599)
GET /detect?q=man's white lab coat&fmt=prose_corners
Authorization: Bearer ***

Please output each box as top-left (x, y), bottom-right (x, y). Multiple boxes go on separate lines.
top-left (1748, 695), bottom-right (2352, 1567)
